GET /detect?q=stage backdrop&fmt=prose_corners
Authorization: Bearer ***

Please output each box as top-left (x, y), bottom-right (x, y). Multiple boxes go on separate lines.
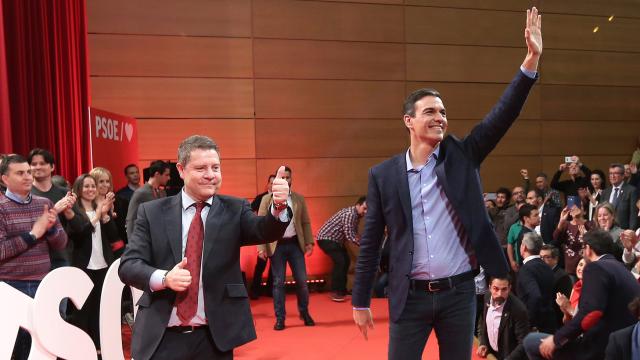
top-left (89, 107), bottom-right (139, 190)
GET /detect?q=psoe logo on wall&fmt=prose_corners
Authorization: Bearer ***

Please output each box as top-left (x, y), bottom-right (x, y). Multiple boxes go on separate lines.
top-left (0, 259), bottom-right (141, 360)
top-left (95, 114), bottom-right (134, 142)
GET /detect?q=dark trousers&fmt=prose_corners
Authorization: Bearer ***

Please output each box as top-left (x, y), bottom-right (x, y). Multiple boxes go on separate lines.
top-left (524, 332), bottom-right (590, 360)
top-left (150, 327), bottom-right (232, 360)
top-left (249, 256), bottom-right (272, 297)
top-left (270, 240), bottom-right (309, 320)
top-left (5, 280), bottom-right (40, 360)
top-left (72, 267), bottom-right (107, 349)
top-left (388, 279), bottom-right (476, 360)
top-left (317, 239), bottom-right (350, 293)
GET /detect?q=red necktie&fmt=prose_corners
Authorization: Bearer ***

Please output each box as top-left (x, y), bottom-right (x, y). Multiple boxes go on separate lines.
top-left (176, 202), bottom-right (205, 324)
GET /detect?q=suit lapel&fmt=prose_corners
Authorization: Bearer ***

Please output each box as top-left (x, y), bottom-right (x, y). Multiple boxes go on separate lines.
top-left (203, 196), bottom-right (225, 261)
top-left (395, 155), bottom-right (412, 224)
top-left (164, 195), bottom-right (183, 264)
top-left (497, 297), bottom-right (511, 344)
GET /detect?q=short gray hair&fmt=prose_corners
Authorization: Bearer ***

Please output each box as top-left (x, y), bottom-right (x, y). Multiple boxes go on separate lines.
top-left (522, 232), bottom-right (543, 255)
top-left (177, 135), bottom-right (219, 165)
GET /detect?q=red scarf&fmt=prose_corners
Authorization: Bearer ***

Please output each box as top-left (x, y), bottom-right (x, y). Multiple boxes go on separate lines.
top-left (570, 280), bottom-right (582, 308)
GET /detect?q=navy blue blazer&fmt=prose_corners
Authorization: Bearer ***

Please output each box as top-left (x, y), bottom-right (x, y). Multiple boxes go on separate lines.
top-left (352, 70), bottom-right (537, 322)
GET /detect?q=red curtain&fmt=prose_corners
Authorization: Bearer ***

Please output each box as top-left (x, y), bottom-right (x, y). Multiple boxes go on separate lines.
top-left (0, 0), bottom-right (12, 153)
top-left (2, 0), bottom-right (91, 181)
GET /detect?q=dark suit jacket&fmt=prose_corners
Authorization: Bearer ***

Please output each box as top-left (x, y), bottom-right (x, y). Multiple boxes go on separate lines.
top-left (552, 265), bottom-right (574, 327)
top-left (605, 323), bottom-right (636, 360)
top-left (477, 293), bottom-right (530, 360)
top-left (119, 194), bottom-right (289, 360)
top-left (125, 183), bottom-right (166, 238)
top-left (517, 257), bottom-right (557, 333)
top-left (351, 70), bottom-right (537, 321)
top-left (67, 206), bottom-right (119, 269)
top-left (554, 254), bottom-right (640, 360)
top-left (601, 183), bottom-right (638, 230)
top-left (540, 204), bottom-right (561, 244)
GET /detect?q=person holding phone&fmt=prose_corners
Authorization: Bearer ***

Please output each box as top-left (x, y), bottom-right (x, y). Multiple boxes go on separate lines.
top-left (552, 205), bottom-right (593, 277)
top-left (551, 156), bottom-right (591, 203)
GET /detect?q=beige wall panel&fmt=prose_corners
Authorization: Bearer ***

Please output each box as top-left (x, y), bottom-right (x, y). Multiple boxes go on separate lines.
top-left (254, 39), bottom-right (405, 80)
top-left (405, 7), bottom-right (521, 46)
top-left (136, 119), bottom-right (255, 160)
top-left (405, 0), bottom-right (524, 11)
top-left (89, 35), bottom-right (253, 78)
top-left (257, 158), bottom-right (384, 198)
top-left (447, 120), bottom-right (541, 156)
top-left (543, 0), bottom-right (640, 17)
top-left (255, 119), bottom-right (407, 158)
top-left (255, 79), bottom-right (405, 118)
top-left (90, 77), bottom-right (254, 118)
top-left (252, 0), bottom-right (403, 42)
top-left (544, 15), bottom-right (640, 53)
top-left (406, 82), bottom-right (541, 120)
top-left (540, 85), bottom-right (640, 121)
top-left (542, 50), bottom-right (640, 86)
top-left (541, 121), bottom-right (640, 156)
top-left (87, 0), bottom-right (251, 37)
top-left (480, 156), bottom-right (542, 192)
top-left (407, 44), bottom-right (524, 82)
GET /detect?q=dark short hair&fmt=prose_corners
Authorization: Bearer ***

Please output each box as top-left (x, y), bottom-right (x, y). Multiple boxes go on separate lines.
top-left (519, 203), bottom-right (537, 221)
top-left (629, 297), bottom-right (640, 319)
top-left (536, 172), bottom-right (548, 180)
top-left (177, 135), bottom-right (219, 165)
top-left (490, 274), bottom-right (512, 285)
top-left (496, 187), bottom-right (512, 200)
top-left (0, 154), bottom-right (28, 176)
top-left (149, 160), bottom-right (170, 177)
top-left (123, 163), bottom-right (138, 175)
top-left (355, 196), bottom-right (367, 206)
top-left (584, 229), bottom-right (614, 256)
top-left (403, 88), bottom-right (442, 117)
top-left (27, 148), bottom-right (55, 166)
top-left (267, 174), bottom-right (276, 182)
top-left (609, 163), bottom-right (625, 174)
top-left (541, 244), bottom-right (560, 259)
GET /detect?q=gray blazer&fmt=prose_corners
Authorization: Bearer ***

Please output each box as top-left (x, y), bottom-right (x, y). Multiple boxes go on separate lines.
top-left (126, 183), bottom-right (166, 238)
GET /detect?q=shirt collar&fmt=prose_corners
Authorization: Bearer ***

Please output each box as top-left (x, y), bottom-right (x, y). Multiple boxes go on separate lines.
top-left (4, 189), bottom-right (32, 204)
top-left (181, 189), bottom-right (213, 210)
top-left (489, 298), bottom-right (506, 310)
top-left (405, 146), bottom-right (440, 172)
top-left (523, 255), bottom-right (540, 264)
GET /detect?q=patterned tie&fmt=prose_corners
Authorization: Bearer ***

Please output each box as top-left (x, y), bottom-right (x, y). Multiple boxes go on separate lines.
top-left (612, 187), bottom-right (620, 207)
top-left (176, 202), bottom-right (205, 324)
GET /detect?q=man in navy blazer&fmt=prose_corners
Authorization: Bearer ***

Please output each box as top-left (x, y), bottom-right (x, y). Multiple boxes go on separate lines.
top-left (351, 7), bottom-right (543, 360)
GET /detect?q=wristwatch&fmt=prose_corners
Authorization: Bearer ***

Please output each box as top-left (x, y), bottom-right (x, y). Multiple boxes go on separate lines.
top-left (28, 232), bottom-right (37, 243)
top-left (161, 271), bottom-right (169, 288)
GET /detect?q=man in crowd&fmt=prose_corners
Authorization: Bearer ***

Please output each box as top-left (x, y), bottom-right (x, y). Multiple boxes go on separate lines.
top-left (119, 135), bottom-right (292, 360)
top-left (258, 166), bottom-right (315, 331)
top-left (540, 244), bottom-right (573, 327)
top-left (524, 229), bottom-right (640, 359)
top-left (317, 196), bottom-right (367, 302)
top-left (551, 156), bottom-right (591, 202)
top-left (517, 232), bottom-right (556, 334)
top-left (521, 169), bottom-right (562, 208)
top-left (28, 148), bottom-right (78, 269)
top-left (351, 7), bottom-right (542, 359)
top-left (507, 204), bottom-right (540, 272)
top-left (0, 154), bottom-right (68, 360)
top-left (526, 189), bottom-right (561, 244)
top-left (477, 275), bottom-right (530, 360)
top-left (601, 163), bottom-right (638, 230)
top-left (249, 174), bottom-right (275, 299)
top-left (116, 163), bottom-right (141, 202)
top-left (490, 187), bottom-right (514, 250)
top-left (126, 160), bottom-right (171, 238)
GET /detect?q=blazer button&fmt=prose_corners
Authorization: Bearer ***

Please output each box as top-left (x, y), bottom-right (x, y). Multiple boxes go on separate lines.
top-left (409, 250), bottom-right (414, 255)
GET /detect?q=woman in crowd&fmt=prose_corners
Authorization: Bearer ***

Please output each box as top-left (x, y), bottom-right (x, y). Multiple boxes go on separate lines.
top-left (556, 257), bottom-right (586, 323)
top-left (553, 205), bottom-right (593, 276)
top-left (89, 166), bottom-right (125, 256)
top-left (622, 228), bottom-right (640, 272)
top-left (68, 173), bottom-right (119, 353)
top-left (588, 169), bottom-right (606, 221)
top-left (594, 202), bottom-right (624, 260)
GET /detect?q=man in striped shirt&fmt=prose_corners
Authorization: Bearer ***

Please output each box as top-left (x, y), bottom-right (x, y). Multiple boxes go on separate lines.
top-left (0, 154), bottom-right (68, 360)
top-left (317, 196), bottom-right (367, 302)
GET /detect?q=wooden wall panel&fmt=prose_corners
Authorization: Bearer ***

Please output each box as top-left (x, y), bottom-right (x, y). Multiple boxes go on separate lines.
top-left (543, 0), bottom-right (640, 17)
top-left (87, 0), bottom-right (252, 37)
top-left (89, 35), bottom-right (253, 78)
top-left (137, 119), bottom-right (255, 160)
top-left (540, 121), bottom-right (640, 156)
top-left (406, 44), bottom-right (524, 82)
top-left (405, 7), bottom-right (521, 46)
top-left (542, 50), bottom-right (640, 86)
top-left (255, 119), bottom-right (407, 158)
top-left (448, 120), bottom-right (541, 156)
top-left (90, 77), bottom-right (254, 119)
top-left (252, 0), bottom-right (404, 42)
top-left (255, 79), bottom-right (405, 119)
top-left (405, 0), bottom-right (523, 11)
top-left (406, 82), bottom-right (541, 120)
top-left (540, 85), bottom-right (640, 121)
top-left (254, 39), bottom-right (405, 80)
top-left (256, 158), bottom-right (383, 198)
top-left (544, 15), bottom-right (640, 52)
top-left (480, 156), bottom-right (543, 192)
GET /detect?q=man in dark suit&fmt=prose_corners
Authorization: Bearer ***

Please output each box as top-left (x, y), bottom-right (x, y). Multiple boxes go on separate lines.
top-left (601, 163), bottom-right (638, 230)
top-left (119, 135), bottom-right (292, 360)
top-left (526, 189), bottom-right (561, 244)
top-left (524, 229), bottom-right (640, 360)
top-left (605, 296), bottom-right (640, 360)
top-left (125, 160), bottom-right (171, 238)
top-left (477, 276), bottom-right (530, 360)
top-left (517, 232), bottom-right (556, 333)
top-left (351, 8), bottom-right (542, 360)
top-left (540, 244), bottom-right (573, 327)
